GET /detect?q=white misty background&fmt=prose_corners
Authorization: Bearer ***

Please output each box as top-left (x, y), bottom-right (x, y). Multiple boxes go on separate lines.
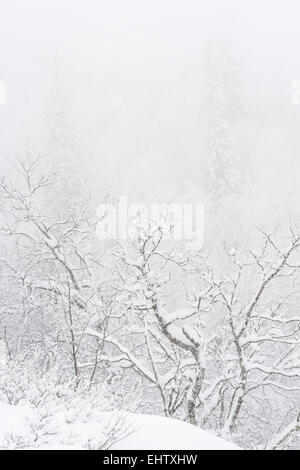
top-left (0, 0), bottom-right (300, 450)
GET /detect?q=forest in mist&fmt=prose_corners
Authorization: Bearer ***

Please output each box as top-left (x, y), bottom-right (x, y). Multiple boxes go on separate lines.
top-left (0, 0), bottom-right (300, 450)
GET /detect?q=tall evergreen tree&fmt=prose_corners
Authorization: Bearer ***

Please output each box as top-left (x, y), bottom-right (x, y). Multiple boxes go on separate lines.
top-left (201, 42), bottom-right (241, 203)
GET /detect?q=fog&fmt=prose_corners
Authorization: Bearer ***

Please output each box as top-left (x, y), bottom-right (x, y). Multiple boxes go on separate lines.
top-left (1, 0), bottom-right (300, 210)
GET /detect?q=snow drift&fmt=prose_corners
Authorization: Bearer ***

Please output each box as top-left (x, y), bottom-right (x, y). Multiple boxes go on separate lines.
top-left (0, 403), bottom-right (239, 450)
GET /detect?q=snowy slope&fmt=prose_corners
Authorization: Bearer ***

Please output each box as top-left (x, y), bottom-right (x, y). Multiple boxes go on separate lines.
top-left (0, 403), bottom-right (240, 450)
top-left (0, 402), bottom-right (29, 436)
top-left (111, 413), bottom-right (240, 450)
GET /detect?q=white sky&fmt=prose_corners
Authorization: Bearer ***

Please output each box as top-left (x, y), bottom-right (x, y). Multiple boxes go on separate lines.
top-left (0, 0), bottom-right (300, 201)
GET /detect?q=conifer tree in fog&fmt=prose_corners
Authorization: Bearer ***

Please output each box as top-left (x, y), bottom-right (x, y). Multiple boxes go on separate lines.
top-left (201, 42), bottom-right (241, 203)
top-left (45, 62), bottom-right (91, 217)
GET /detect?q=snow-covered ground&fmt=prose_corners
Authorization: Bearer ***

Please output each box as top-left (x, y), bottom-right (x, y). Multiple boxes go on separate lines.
top-left (0, 403), bottom-right (29, 437)
top-left (0, 403), bottom-right (239, 450)
top-left (111, 413), bottom-right (240, 450)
